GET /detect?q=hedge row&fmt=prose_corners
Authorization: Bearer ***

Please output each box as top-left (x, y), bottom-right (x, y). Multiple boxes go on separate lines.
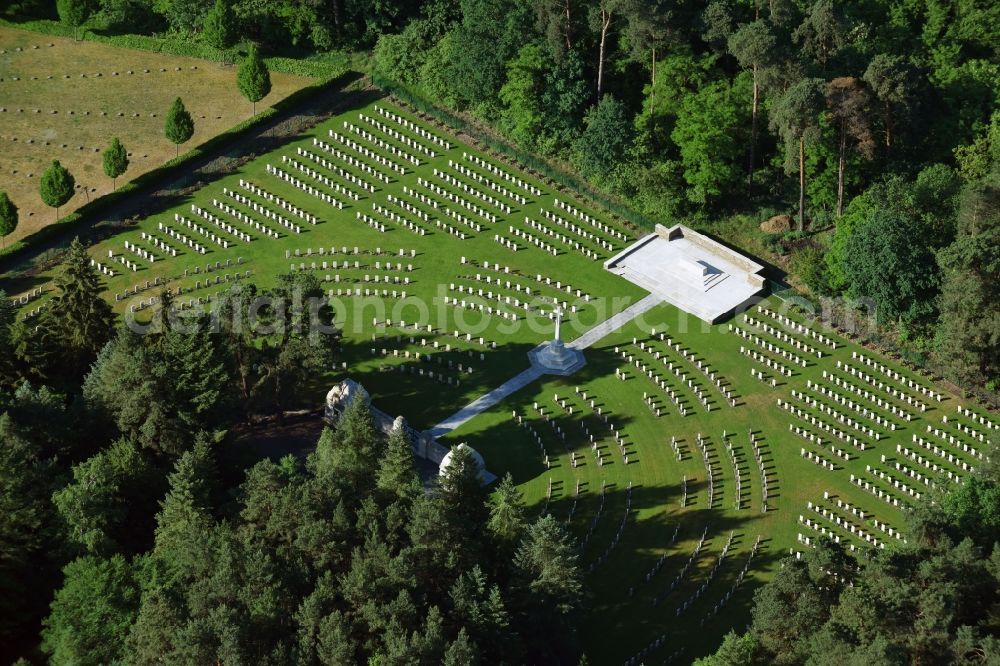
top-left (369, 73), bottom-right (660, 234)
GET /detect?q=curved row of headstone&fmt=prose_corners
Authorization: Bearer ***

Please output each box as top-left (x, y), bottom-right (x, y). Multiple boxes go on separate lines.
top-left (232, 180), bottom-right (319, 223)
top-left (553, 198), bottom-right (629, 242)
top-left (834, 360), bottom-right (930, 412)
top-left (442, 293), bottom-right (521, 322)
top-left (448, 159), bottom-right (527, 205)
top-left (461, 151), bottom-right (541, 195)
top-left (851, 351), bottom-right (944, 402)
top-left (754, 304), bottom-right (837, 348)
top-left (695, 433), bottom-right (717, 507)
top-left (332, 285), bottom-right (408, 299)
top-left (419, 177), bottom-right (497, 223)
top-left (335, 125), bottom-right (409, 173)
top-left (697, 534), bottom-right (762, 626)
top-left (614, 354), bottom-right (687, 417)
top-left (372, 105), bottom-right (451, 150)
top-left (790, 388), bottom-right (882, 439)
top-left (652, 525), bottom-right (710, 607)
top-left (721, 436), bottom-right (746, 509)
top-left (281, 155), bottom-right (358, 204)
top-left (732, 325), bottom-right (809, 368)
top-left (450, 279), bottom-right (562, 316)
top-left (748, 431), bottom-right (770, 512)
top-left (742, 314), bottom-right (824, 358)
top-left (588, 482), bottom-right (633, 572)
top-left (806, 380), bottom-right (897, 430)
top-left (776, 398), bottom-right (869, 451)
top-left (652, 329), bottom-right (738, 406)
top-left (298, 144), bottom-right (377, 193)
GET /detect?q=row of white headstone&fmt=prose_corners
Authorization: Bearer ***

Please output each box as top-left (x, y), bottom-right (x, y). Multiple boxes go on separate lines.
top-left (172, 214), bottom-right (223, 250)
top-left (123, 239), bottom-right (155, 263)
top-left (448, 159), bottom-right (527, 205)
top-left (190, 205), bottom-right (247, 245)
top-left (822, 369), bottom-right (916, 420)
top-left (790, 423), bottom-right (851, 461)
top-left (542, 208), bottom-right (617, 252)
top-left (911, 433), bottom-right (975, 472)
top-left (733, 325), bottom-right (809, 367)
top-left (212, 199), bottom-right (280, 239)
top-left (140, 232), bottom-right (178, 258)
top-left (386, 193), bottom-right (430, 221)
top-left (373, 105), bottom-right (451, 150)
top-left (742, 314), bottom-right (823, 357)
top-left (652, 525), bottom-right (709, 607)
top-left (298, 145), bottom-right (375, 194)
top-left (334, 126), bottom-right (409, 173)
top-left (418, 177), bottom-right (497, 223)
top-left (801, 447), bottom-right (836, 471)
top-left (807, 380), bottom-right (897, 429)
top-left (755, 304), bottom-right (837, 348)
top-left (523, 216), bottom-right (602, 260)
top-left (852, 350), bottom-right (943, 401)
top-left (741, 345), bottom-right (794, 377)
top-left (777, 398), bottom-right (868, 450)
top-left (675, 531), bottom-right (736, 618)
top-left (864, 464), bottom-right (923, 500)
top-left (926, 424), bottom-right (988, 461)
top-left (791, 388), bottom-right (882, 439)
top-left (345, 120), bottom-right (420, 167)
top-left (231, 181), bottom-right (318, 222)
top-left (553, 198), bottom-right (628, 242)
top-left (282, 155), bottom-right (360, 203)
top-left (462, 151), bottom-right (540, 195)
top-left (942, 414), bottom-right (992, 444)
top-left (270, 161), bottom-right (343, 215)
top-left (357, 112), bottom-right (426, 164)
top-left (432, 168), bottom-right (511, 214)
top-left (311, 138), bottom-right (391, 183)
top-left (89, 259), bottom-right (116, 277)
top-left (508, 225), bottom-right (558, 255)
top-left (835, 360), bottom-right (931, 411)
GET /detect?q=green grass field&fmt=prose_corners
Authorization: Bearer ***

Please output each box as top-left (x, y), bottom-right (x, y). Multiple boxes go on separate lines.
top-left (4, 92), bottom-right (996, 664)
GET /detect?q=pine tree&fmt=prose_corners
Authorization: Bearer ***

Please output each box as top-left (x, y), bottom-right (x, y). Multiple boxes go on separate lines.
top-left (39, 160), bottom-right (75, 220)
top-left (443, 628), bottom-right (479, 666)
top-left (153, 441), bottom-right (216, 578)
top-left (488, 472), bottom-right (527, 545)
top-left (376, 422), bottom-right (421, 500)
top-left (102, 137), bottom-right (129, 191)
top-left (237, 43), bottom-right (271, 115)
top-left (0, 191), bottom-right (17, 249)
top-left (202, 0), bottom-right (236, 62)
top-left (164, 97), bottom-right (194, 158)
top-left (42, 237), bottom-right (114, 383)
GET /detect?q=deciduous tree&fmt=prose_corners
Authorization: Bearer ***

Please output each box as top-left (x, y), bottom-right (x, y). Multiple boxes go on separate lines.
top-left (164, 97), bottom-right (194, 158)
top-left (102, 137), bottom-right (129, 191)
top-left (728, 20), bottom-right (777, 190)
top-left (237, 43), bottom-right (271, 115)
top-left (39, 160), bottom-right (75, 220)
top-left (0, 191), bottom-right (18, 248)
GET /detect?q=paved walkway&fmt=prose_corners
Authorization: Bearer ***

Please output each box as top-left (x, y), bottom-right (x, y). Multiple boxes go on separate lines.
top-left (567, 293), bottom-right (663, 350)
top-left (428, 366), bottom-right (544, 437)
top-left (430, 294), bottom-right (664, 437)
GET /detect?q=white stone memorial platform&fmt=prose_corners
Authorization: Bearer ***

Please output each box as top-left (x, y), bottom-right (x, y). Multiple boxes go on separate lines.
top-left (604, 224), bottom-right (765, 323)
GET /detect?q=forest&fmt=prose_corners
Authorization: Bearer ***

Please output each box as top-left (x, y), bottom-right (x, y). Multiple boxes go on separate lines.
top-left (1, 0), bottom-right (999, 663)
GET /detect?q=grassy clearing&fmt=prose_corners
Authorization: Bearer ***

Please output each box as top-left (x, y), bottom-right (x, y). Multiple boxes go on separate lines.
top-left (0, 25), bottom-right (313, 243)
top-left (3, 93), bottom-right (995, 663)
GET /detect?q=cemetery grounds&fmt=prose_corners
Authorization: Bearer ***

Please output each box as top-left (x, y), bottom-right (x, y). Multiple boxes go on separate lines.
top-left (0, 25), bottom-right (312, 244)
top-left (3, 91), bottom-right (997, 664)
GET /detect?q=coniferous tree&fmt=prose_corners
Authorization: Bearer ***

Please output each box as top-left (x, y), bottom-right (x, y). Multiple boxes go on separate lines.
top-left (770, 78), bottom-right (825, 230)
top-left (39, 237), bottom-right (114, 384)
top-left (102, 137), bottom-right (129, 191)
top-left (202, 0), bottom-right (236, 62)
top-left (376, 422), bottom-right (421, 501)
top-left (39, 160), bottom-right (75, 221)
top-left (443, 627), bottom-right (479, 666)
top-left (237, 43), bottom-right (271, 115)
top-left (164, 97), bottom-right (194, 158)
top-left (488, 472), bottom-right (527, 545)
top-left (0, 191), bottom-right (18, 249)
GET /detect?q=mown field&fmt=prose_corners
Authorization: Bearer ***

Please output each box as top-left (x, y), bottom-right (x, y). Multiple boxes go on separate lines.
top-left (0, 25), bottom-right (313, 242)
top-left (4, 93), bottom-right (995, 664)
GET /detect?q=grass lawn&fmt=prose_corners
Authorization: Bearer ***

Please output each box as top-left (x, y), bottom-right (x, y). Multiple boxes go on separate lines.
top-left (3, 92), bottom-right (995, 664)
top-left (0, 25), bottom-right (313, 243)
